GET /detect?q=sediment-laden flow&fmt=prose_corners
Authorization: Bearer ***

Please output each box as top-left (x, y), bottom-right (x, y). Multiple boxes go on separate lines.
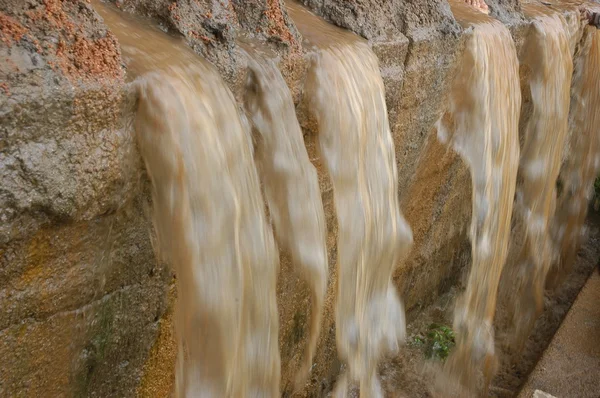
top-left (305, 41), bottom-right (413, 397)
top-left (95, 2), bottom-right (282, 395)
top-left (501, 7), bottom-right (573, 347)
top-left (135, 64), bottom-right (280, 397)
top-left (437, 2), bottom-right (520, 392)
top-left (549, 26), bottom-right (600, 286)
top-left (243, 59), bottom-right (328, 388)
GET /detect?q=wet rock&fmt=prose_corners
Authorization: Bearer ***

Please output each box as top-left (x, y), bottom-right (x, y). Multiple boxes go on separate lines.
top-left (0, 1), bottom-right (168, 396)
top-left (299, 0), bottom-right (459, 41)
top-left (110, 0), bottom-right (304, 89)
top-left (0, 282), bottom-right (166, 397)
top-left (488, 0), bottom-right (524, 25)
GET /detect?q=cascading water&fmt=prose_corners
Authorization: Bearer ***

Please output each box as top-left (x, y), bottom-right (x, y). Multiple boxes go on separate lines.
top-left (498, 4), bottom-right (573, 348)
top-left (549, 24), bottom-right (600, 286)
top-left (305, 41), bottom-right (413, 397)
top-left (243, 59), bottom-right (328, 389)
top-left (94, 2), bottom-right (282, 396)
top-left (90, 0), bottom-right (600, 396)
top-left (437, 1), bottom-right (521, 393)
top-left (135, 65), bottom-right (281, 397)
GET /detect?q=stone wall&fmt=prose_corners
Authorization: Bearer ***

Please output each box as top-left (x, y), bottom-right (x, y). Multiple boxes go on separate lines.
top-left (1, 0), bottom-right (585, 396)
top-left (0, 1), bottom-right (169, 395)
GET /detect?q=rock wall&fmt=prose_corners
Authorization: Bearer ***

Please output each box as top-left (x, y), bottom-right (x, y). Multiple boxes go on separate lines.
top-left (0, 1), bottom-right (170, 396)
top-left (1, 0), bottom-right (589, 396)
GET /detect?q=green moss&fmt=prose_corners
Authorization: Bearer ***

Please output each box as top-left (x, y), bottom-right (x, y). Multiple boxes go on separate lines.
top-left (74, 299), bottom-right (116, 397)
top-left (291, 311), bottom-right (306, 346)
top-left (412, 323), bottom-right (455, 361)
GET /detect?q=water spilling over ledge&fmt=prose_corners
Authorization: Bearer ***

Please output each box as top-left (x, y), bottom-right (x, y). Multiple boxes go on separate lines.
top-left (243, 59), bottom-right (328, 390)
top-left (549, 25), bottom-right (600, 287)
top-left (2, 0), bottom-right (600, 396)
top-left (135, 64), bottom-right (282, 396)
top-left (499, 3), bottom-right (573, 351)
top-left (305, 40), bottom-right (413, 396)
top-left (437, 0), bottom-right (521, 392)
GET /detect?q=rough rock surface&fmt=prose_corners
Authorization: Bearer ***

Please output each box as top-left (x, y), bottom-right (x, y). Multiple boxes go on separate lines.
top-left (0, 0), bottom-right (123, 86)
top-left (111, 0), bottom-right (304, 89)
top-left (112, 0), bottom-right (242, 82)
top-left (1, 0), bottom-right (131, 244)
top-left (299, 0), bottom-right (459, 40)
top-left (0, 0), bottom-right (169, 396)
top-left (488, 0), bottom-right (523, 25)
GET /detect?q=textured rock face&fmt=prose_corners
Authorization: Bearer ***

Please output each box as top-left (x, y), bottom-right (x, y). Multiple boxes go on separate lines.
top-left (300, 0), bottom-right (459, 40)
top-left (488, 0), bottom-right (523, 25)
top-left (111, 0), bottom-right (304, 91)
top-left (1, 1), bottom-right (168, 396)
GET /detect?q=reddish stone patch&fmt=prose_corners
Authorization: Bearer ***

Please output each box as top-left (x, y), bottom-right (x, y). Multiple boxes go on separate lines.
top-left (264, 0), bottom-right (300, 54)
top-left (14, 0), bottom-right (124, 82)
top-left (58, 32), bottom-right (123, 81)
top-left (188, 30), bottom-right (213, 44)
top-left (0, 82), bottom-right (10, 96)
top-left (0, 12), bottom-right (27, 46)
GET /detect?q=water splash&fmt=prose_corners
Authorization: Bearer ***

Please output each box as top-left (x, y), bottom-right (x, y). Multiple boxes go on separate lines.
top-left (305, 41), bottom-right (413, 397)
top-left (437, 2), bottom-right (520, 392)
top-left (243, 59), bottom-right (328, 389)
top-left (549, 26), bottom-right (600, 286)
top-left (500, 6), bottom-right (573, 348)
top-left (135, 65), bottom-right (280, 397)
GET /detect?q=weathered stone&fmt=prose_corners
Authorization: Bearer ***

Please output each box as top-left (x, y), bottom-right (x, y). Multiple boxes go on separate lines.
top-left (0, 88), bottom-right (138, 243)
top-left (111, 0), bottom-right (239, 76)
top-left (488, 0), bottom-right (524, 25)
top-left (110, 0), bottom-right (304, 90)
top-left (397, 135), bottom-right (473, 312)
top-left (299, 0), bottom-right (460, 40)
top-left (0, 1), bottom-right (169, 396)
top-left (0, 0), bottom-right (136, 242)
top-left (0, 282), bottom-right (166, 397)
top-left (0, 198), bottom-right (167, 331)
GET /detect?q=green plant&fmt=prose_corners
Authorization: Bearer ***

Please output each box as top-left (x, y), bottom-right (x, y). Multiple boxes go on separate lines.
top-left (412, 323), bottom-right (455, 361)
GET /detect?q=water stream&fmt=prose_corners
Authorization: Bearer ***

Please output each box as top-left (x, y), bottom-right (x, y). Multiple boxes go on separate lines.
top-left (304, 37), bottom-right (413, 398)
top-left (90, 0), bottom-right (600, 396)
top-left (438, 1), bottom-right (521, 393)
top-left (500, 3), bottom-right (573, 349)
top-left (137, 65), bottom-right (282, 397)
top-left (243, 59), bottom-right (328, 390)
top-left (549, 25), bottom-right (600, 286)
top-left (94, 1), bottom-right (282, 395)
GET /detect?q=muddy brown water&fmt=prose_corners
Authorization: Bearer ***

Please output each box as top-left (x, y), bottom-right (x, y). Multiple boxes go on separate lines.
top-left (243, 59), bottom-right (328, 391)
top-left (437, 0), bottom-right (521, 393)
top-left (304, 38), bottom-right (413, 397)
top-left (497, 2), bottom-right (574, 353)
top-left (90, 0), bottom-right (600, 396)
top-left (136, 64), bottom-right (282, 396)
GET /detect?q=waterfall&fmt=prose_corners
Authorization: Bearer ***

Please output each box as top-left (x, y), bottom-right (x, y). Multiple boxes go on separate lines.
top-left (243, 59), bottom-right (328, 389)
top-left (549, 27), bottom-right (600, 286)
top-left (437, 1), bottom-right (521, 392)
top-left (135, 64), bottom-right (280, 397)
top-left (305, 41), bottom-right (413, 397)
top-left (90, 0), bottom-right (600, 396)
top-left (500, 5), bottom-right (573, 349)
